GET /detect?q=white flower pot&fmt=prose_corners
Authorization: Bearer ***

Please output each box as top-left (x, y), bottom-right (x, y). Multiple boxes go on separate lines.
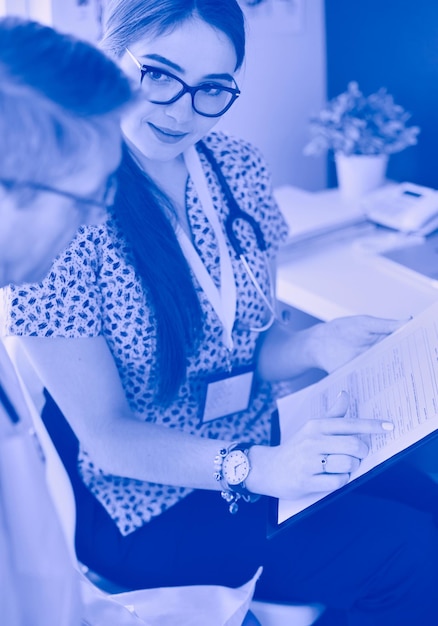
top-left (335, 153), bottom-right (388, 200)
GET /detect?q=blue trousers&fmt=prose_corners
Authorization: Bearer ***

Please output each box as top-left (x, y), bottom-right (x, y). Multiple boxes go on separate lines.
top-left (43, 392), bottom-right (438, 625)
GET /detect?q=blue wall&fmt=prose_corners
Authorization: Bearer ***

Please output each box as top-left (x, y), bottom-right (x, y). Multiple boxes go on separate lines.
top-left (325, 1), bottom-right (438, 188)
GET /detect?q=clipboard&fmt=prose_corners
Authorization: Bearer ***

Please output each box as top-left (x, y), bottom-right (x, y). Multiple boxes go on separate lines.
top-left (267, 302), bottom-right (438, 538)
top-left (267, 410), bottom-right (438, 538)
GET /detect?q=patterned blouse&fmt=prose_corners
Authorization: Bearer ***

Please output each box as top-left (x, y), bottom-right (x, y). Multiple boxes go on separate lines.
top-left (3, 132), bottom-right (288, 535)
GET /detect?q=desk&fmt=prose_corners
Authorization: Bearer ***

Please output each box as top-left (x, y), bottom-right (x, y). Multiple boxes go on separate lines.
top-left (275, 186), bottom-right (438, 321)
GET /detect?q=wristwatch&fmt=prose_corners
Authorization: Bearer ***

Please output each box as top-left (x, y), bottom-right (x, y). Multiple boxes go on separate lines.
top-left (221, 442), bottom-right (252, 491)
top-left (214, 442), bottom-right (260, 513)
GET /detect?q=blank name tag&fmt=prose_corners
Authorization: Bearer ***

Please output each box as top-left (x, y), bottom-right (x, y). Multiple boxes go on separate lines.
top-left (201, 367), bottom-right (254, 423)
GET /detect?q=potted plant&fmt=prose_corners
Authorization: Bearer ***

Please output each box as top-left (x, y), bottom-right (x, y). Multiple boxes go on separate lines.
top-left (304, 81), bottom-right (421, 198)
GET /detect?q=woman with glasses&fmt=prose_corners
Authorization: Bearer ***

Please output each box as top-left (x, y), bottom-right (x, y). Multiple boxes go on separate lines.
top-left (4, 1), bottom-right (438, 623)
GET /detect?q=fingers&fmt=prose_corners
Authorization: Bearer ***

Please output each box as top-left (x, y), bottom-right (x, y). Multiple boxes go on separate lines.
top-left (303, 413), bottom-right (394, 462)
top-left (309, 454), bottom-right (359, 495)
top-left (278, 390), bottom-right (395, 500)
top-left (319, 453), bottom-right (361, 475)
top-left (358, 315), bottom-right (410, 336)
top-left (325, 390), bottom-right (350, 418)
top-left (310, 472), bottom-right (351, 494)
top-left (321, 435), bottom-right (369, 459)
top-left (308, 416), bottom-right (394, 436)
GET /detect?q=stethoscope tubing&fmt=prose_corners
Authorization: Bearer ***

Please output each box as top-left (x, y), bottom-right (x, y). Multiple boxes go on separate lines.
top-left (196, 141), bottom-right (277, 333)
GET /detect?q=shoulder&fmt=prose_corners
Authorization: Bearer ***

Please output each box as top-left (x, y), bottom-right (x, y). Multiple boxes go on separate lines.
top-left (202, 131), bottom-right (268, 173)
top-left (53, 222), bottom-right (108, 265)
top-left (201, 131), bottom-right (273, 197)
top-left (52, 219), bottom-right (130, 275)
top-left (4, 224), bottom-right (112, 338)
top-left (202, 132), bottom-right (288, 250)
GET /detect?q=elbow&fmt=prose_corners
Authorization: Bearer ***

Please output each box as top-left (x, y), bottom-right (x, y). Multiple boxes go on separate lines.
top-left (77, 424), bottom-right (120, 476)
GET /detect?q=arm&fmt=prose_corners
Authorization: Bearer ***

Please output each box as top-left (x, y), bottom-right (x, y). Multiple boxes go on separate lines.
top-left (257, 310), bottom-right (408, 382)
top-left (19, 335), bottom-right (224, 492)
top-left (19, 336), bottom-right (393, 501)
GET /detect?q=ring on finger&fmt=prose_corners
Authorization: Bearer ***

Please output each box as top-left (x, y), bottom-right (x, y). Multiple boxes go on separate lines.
top-left (321, 454), bottom-right (329, 473)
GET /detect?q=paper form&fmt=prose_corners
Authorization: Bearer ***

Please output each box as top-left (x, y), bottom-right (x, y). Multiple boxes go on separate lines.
top-left (276, 301), bottom-right (438, 524)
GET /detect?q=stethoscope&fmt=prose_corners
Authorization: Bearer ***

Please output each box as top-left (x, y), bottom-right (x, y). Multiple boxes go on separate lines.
top-left (195, 141), bottom-right (277, 334)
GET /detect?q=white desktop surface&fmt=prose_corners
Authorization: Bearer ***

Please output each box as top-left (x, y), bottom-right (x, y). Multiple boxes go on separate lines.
top-left (275, 186), bottom-right (438, 321)
top-left (274, 185), bottom-right (364, 241)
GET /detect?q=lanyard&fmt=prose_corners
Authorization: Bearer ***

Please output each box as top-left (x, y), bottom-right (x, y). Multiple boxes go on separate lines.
top-left (178, 145), bottom-right (237, 351)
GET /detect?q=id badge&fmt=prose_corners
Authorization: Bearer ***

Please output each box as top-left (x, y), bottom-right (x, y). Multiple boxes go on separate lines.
top-left (201, 365), bottom-right (254, 423)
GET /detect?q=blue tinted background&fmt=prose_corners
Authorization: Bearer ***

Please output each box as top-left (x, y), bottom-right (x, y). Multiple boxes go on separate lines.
top-left (325, 0), bottom-right (438, 188)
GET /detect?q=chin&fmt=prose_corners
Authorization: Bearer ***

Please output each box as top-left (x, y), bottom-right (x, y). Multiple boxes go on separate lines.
top-left (139, 128), bottom-right (194, 161)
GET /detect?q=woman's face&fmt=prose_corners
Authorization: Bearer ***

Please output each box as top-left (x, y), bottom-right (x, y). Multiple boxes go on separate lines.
top-left (119, 19), bottom-right (238, 163)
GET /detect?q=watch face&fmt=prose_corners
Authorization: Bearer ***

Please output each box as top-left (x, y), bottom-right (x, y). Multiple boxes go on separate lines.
top-left (222, 450), bottom-right (250, 486)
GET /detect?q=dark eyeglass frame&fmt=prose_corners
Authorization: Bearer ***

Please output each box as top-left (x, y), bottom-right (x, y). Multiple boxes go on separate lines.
top-left (0, 174), bottom-right (118, 210)
top-left (125, 48), bottom-right (240, 118)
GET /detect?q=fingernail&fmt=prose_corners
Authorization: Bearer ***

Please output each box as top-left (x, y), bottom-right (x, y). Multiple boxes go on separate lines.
top-left (336, 390), bottom-right (347, 399)
top-left (382, 421), bottom-right (394, 431)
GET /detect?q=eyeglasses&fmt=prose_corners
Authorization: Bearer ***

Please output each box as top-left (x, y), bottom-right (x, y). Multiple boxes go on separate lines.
top-left (0, 173), bottom-right (118, 210)
top-left (125, 48), bottom-right (240, 118)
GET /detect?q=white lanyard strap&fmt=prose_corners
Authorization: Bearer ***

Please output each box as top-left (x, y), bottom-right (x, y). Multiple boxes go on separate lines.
top-left (179, 145), bottom-right (237, 350)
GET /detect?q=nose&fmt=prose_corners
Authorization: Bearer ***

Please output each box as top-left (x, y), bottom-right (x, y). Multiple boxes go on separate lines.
top-left (165, 91), bottom-right (194, 123)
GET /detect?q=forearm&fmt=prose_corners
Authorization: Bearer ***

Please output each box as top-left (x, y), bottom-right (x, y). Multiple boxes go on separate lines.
top-left (90, 415), bottom-right (230, 491)
top-left (20, 333), bottom-right (387, 504)
top-left (258, 313), bottom-right (407, 380)
top-left (257, 320), bottom-right (323, 382)
top-left (15, 335), bottom-right (270, 494)
top-left (16, 334), bottom-right (304, 498)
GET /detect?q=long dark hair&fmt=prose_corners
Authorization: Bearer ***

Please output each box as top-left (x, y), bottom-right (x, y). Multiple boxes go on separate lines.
top-left (114, 146), bottom-right (204, 404)
top-left (102, 0), bottom-right (246, 404)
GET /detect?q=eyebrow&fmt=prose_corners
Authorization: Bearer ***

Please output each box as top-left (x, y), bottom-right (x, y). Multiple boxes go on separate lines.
top-left (141, 53), bottom-right (235, 82)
